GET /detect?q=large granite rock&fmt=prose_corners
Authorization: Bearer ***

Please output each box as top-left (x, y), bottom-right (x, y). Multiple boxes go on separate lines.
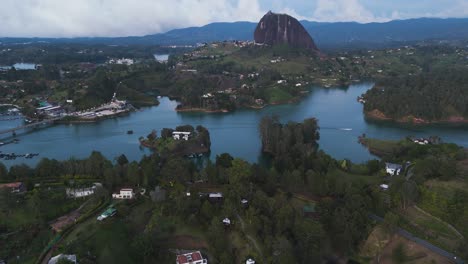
top-left (254, 11), bottom-right (319, 52)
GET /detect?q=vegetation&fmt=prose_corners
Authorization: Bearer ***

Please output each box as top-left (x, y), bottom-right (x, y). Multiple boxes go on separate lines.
top-left (139, 125), bottom-right (211, 157)
top-left (360, 45), bottom-right (468, 122)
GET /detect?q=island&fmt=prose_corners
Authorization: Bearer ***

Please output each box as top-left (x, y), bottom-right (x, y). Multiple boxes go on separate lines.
top-left (139, 125), bottom-right (211, 157)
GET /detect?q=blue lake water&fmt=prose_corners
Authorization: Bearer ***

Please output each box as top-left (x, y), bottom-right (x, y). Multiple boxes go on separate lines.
top-left (1, 83), bottom-right (467, 167)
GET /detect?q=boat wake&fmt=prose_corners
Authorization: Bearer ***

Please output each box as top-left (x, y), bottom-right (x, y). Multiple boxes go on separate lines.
top-left (321, 127), bottom-right (353, 131)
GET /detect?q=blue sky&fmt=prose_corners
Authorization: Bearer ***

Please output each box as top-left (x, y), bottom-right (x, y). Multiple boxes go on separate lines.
top-left (1, 0), bottom-right (468, 37)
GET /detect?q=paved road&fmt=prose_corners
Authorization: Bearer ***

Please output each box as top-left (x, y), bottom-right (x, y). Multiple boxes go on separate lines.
top-left (370, 214), bottom-right (464, 264)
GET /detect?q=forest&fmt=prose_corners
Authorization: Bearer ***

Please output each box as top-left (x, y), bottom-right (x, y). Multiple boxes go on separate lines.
top-left (1, 117), bottom-right (467, 263)
top-left (364, 65), bottom-right (468, 121)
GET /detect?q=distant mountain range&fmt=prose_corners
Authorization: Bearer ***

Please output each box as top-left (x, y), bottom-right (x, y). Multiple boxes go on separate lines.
top-left (2, 18), bottom-right (468, 50)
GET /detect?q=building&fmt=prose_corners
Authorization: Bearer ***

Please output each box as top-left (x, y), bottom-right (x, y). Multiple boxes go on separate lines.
top-left (176, 251), bottom-right (207, 264)
top-left (97, 206), bottom-right (117, 221)
top-left (241, 199), bottom-right (249, 208)
top-left (208, 192), bottom-right (223, 203)
top-left (413, 138), bottom-right (429, 145)
top-left (112, 188), bottom-right (134, 199)
top-left (303, 204), bottom-right (318, 218)
top-left (385, 163), bottom-right (403, 176)
top-left (222, 218), bottom-right (231, 226)
top-left (380, 184), bottom-right (389, 190)
top-left (48, 254), bottom-right (77, 264)
top-left (0, 182), bottom-right (25, 193)
top-left (173, 131), bottom-right (191, 140)
top-left (66, 185), bottom-right (97, 198)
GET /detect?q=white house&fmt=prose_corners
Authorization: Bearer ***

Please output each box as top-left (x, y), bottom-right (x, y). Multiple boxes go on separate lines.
top-left (385, 163), bottom-right (403, 176)
top-left (48, 254), bottom-right (77, 264)
top-left (380, 184), bottom-right (389, 190)
top-left (112, 188), bottom-right (135, 199)
top-left (66, 186), bottom-right (95, 198)
top-left (413, 138), bottom-right (429, 145)
top-left (246, 259), bottom-right (255, 264)
top-left (208, 192), bottom-right (223, 201)
top-left (66, 183), bottom-right (102, 198)
top-left (173, 131), bottom-right (191, 141)
top-left (176, 251), bottom-right (207, 264)
top-left (222, 218), bottom-right (231, 226)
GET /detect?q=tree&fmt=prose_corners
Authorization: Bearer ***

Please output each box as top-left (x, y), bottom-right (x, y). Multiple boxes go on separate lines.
top-left (131, 233), bottom-right (156, 262)
top-left (400, 180), bottom-right (419, 209)
top-left (0, 162), bottom-right (9, 182)
top-left (147, 129), bottom-right (157, 141)
top-left (366, 159), bottom-right (382, 174)
top-left (116, 154), bottom-right (129, 166)
top-left (382, 211), bottom-right (399, 234)
top-left (227, 159), bottom-right (251, 185)
top-left (216, 153), bottom-right (233, 168)
top-left (160, 128), bottom-right (174, 139)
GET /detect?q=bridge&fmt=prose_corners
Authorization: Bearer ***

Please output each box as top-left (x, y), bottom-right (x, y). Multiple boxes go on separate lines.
top-left (0, 117), bottom-right (62, 136)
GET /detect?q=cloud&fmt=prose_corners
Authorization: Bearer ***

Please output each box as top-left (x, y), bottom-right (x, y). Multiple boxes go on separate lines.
top-left (1, 0), bottom-right (467, 38)
top-left (435, 0), bottom-right (468, 18)
top-left (311, 0), bottom-right (391, 23)
top-left (0, 0), bottom-right (264, 37)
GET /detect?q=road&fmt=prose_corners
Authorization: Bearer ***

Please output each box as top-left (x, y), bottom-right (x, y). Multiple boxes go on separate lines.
top-left (369, 214), bottom-right (464, 264)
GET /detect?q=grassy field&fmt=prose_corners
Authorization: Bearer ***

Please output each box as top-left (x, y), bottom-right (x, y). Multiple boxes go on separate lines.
top-left (360, 138), bottom-right (404, 158)
top-left (359, 225), bottom-right (454, 264)
top-left (264, 87), bottom-right (294, 103)
top-left (399, 206), bottom-right (463, 254)
top-left (62, 199), bottom-right (156, 263)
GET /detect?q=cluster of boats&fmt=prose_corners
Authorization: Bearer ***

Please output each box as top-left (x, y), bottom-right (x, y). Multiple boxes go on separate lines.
top-left (0, 152), bottom-right (39, 160)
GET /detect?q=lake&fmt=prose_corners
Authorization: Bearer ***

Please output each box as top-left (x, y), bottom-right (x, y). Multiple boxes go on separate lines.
top-left (1, 83), bottom-right (467, 167)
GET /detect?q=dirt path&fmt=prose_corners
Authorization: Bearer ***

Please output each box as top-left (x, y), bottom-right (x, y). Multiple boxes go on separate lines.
top-left (236, 214), bottom-right (264, 260)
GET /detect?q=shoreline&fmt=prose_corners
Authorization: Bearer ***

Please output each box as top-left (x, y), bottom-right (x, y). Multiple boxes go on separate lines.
top-left (174, 93), bottom-right (306, 113)
top-left (175, 107), bottom-right (230, 113)
top-left (365, 109), bottom-right (468, 125)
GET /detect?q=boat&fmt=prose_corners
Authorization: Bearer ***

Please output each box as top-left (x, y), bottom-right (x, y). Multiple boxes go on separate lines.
top-left (127, 130), bottom-right (133, 134)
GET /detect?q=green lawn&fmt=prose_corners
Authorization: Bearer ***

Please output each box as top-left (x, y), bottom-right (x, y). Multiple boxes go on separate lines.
top-left (398, 206), bottom-right (463, 253)
top-left (265, 87), bottom-right (293, 103)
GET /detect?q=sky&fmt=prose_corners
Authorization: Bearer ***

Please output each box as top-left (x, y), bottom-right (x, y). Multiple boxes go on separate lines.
top-left (1, 0), bottom-right (468, 38)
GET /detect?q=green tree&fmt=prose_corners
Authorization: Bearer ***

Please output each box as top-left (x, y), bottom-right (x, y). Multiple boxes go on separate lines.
top-left (0, 162), bottom-right (9, 182)
top-left (216, 153), bottom-right (234, 168)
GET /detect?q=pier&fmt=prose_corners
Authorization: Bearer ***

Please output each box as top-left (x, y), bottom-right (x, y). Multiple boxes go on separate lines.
top-left (0, 117), bottom-right (61, 136)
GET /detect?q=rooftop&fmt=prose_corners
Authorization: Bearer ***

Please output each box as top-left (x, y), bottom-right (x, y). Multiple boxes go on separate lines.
top-left (177, 251), bottom-right (204, 264)
top-left (0, 182), bottom-right (22, 189)
top-left (385, 163), bottom-right (402, 169)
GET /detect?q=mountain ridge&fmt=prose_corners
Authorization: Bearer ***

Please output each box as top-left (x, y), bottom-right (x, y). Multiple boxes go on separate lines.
top-left (2, 17), bottom-right (468, 49)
